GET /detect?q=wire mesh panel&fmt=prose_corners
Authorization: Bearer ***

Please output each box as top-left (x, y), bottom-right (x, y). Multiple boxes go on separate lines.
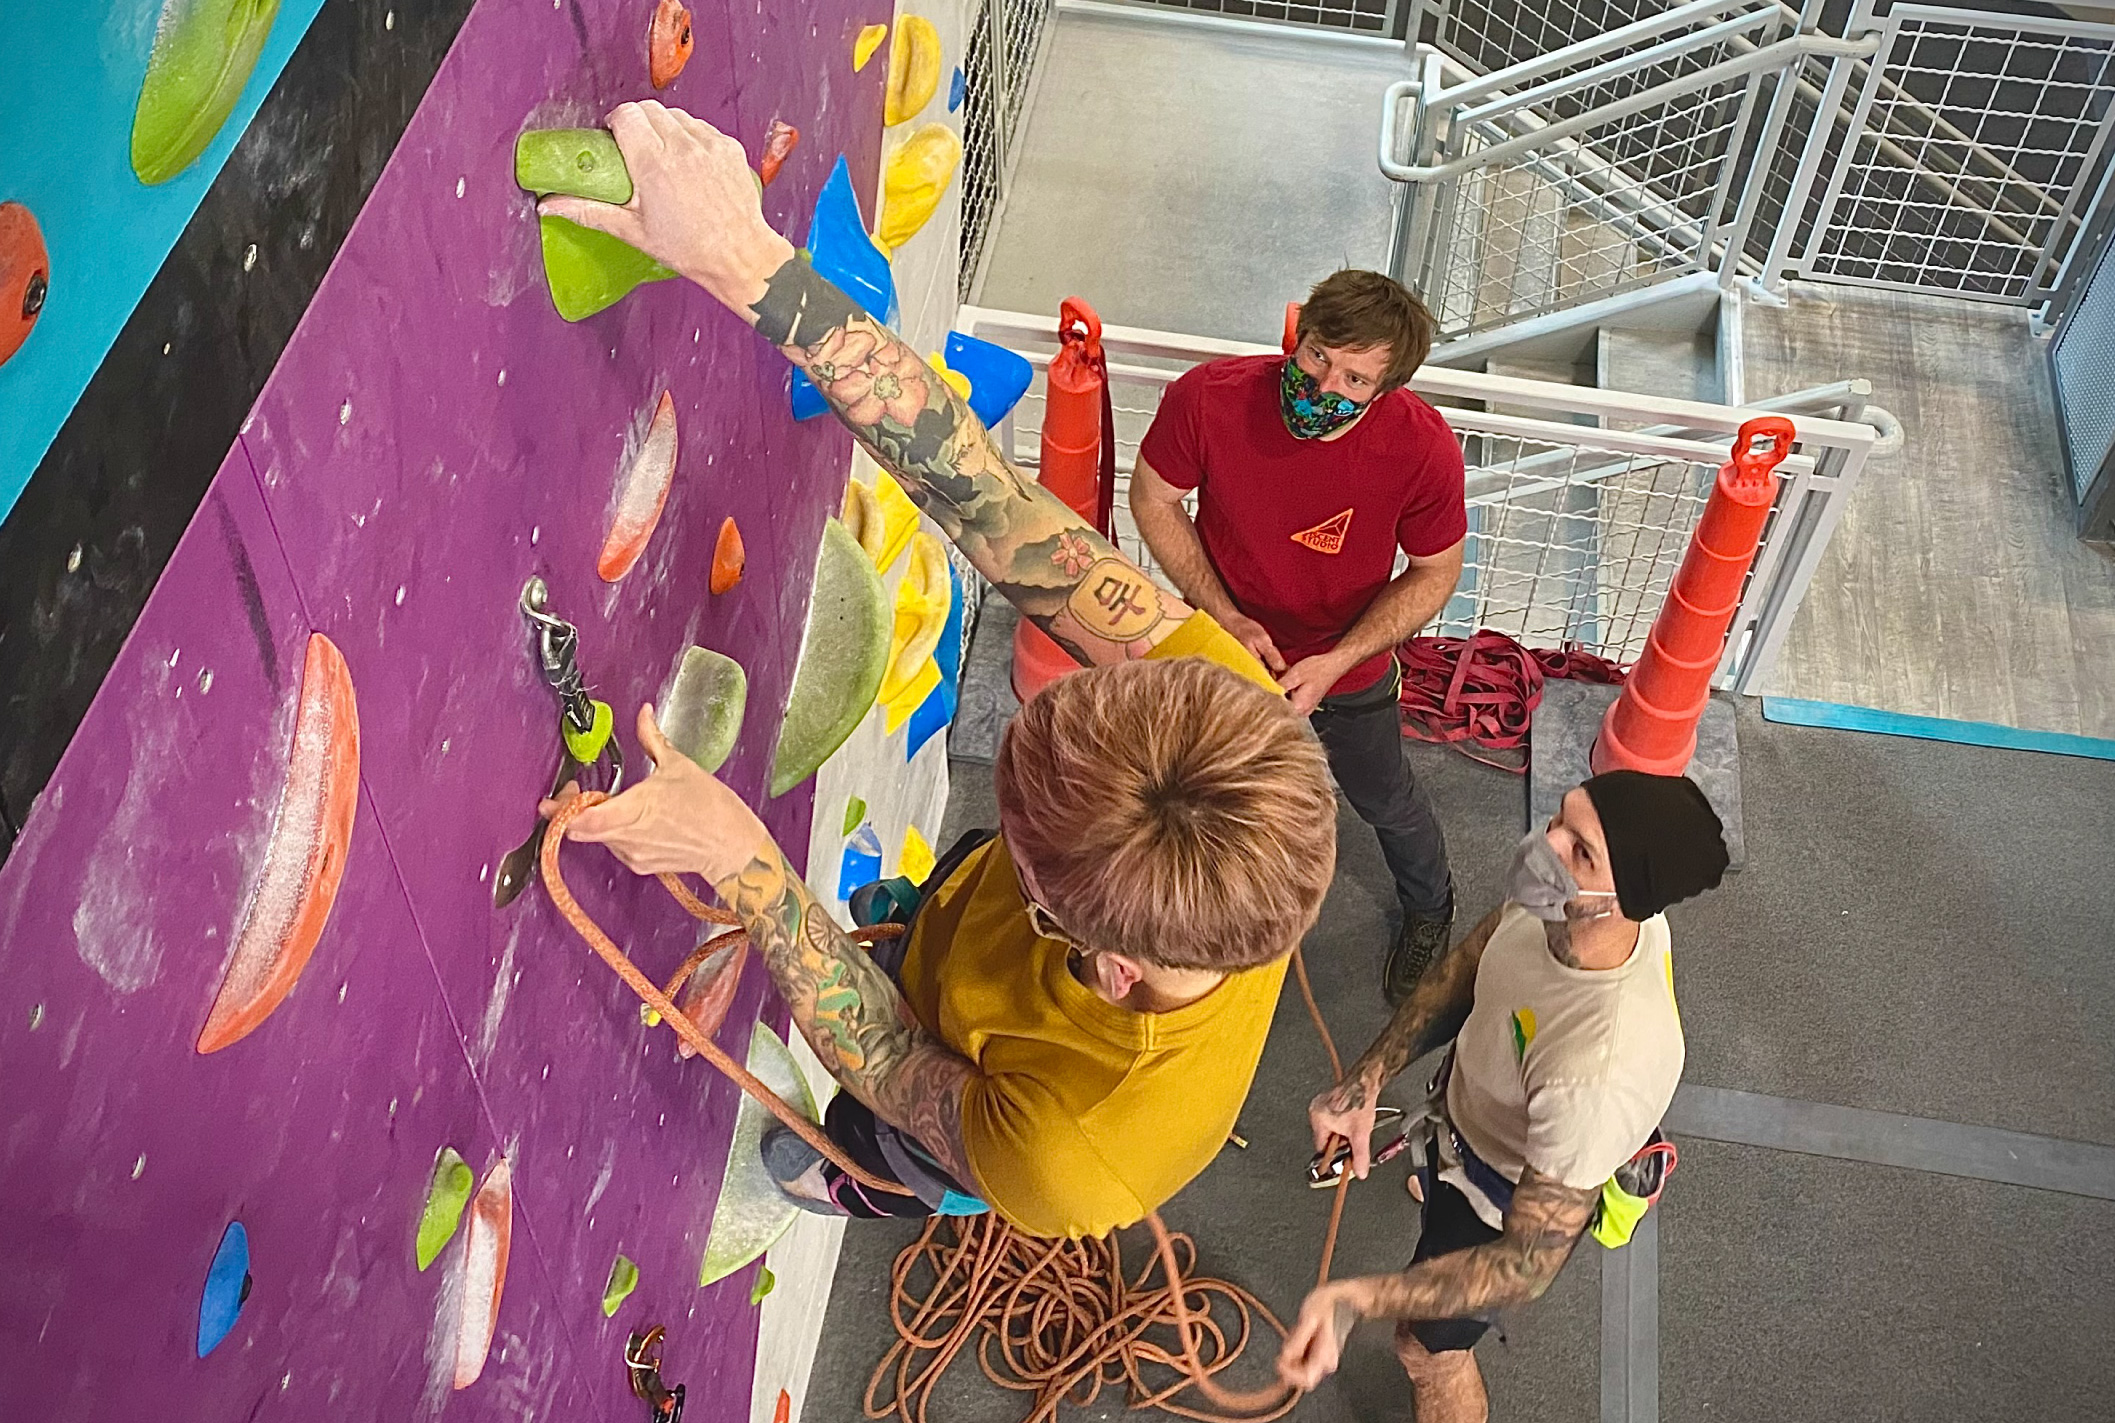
top-left (1406, 12), bottom-right (1779, 337)
top-left (1109, 0), bottom-right (1394, 35)
top-left (1001, 0), bottom-right (1056, 132)
top-left (1801, 6), bottom-right (2115, 301)
top-left (997, 362), bottom-right (1744, 666)
top-left (1414, 0), bottom-right (1665, 76)
top-left (958, 1), bottom-right (1002, 300)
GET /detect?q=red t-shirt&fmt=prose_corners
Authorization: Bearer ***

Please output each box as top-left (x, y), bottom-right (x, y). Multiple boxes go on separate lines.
top-left (1139, 354), bottom-right (1468, 696)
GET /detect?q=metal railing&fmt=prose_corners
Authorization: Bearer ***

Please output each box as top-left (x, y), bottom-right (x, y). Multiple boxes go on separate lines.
top-left (1101, 0), bottom-right (1400, 35)
top-left (959, 0), bottom-right (1060, 299)
top-left (1380, 0), bottom-right (2115, 338)
top-left (956, 306), bottom-right (1879, 691)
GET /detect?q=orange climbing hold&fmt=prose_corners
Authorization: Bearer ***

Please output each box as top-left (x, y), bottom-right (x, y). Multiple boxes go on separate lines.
top-left (600, 391), bottom-right (679, 582)
top-left (198, 633), bottom-right (360, 1055)
top-left (649, 0), bottom-right (694, 88)
top-left (0, 202), bottom-right (49, 368)
top-left (454, 1159), bottom-right (514, 1390)
top-left (711, 515), bottom-right (746, 594)
top-left (759, 119), bottom-right (800, 186)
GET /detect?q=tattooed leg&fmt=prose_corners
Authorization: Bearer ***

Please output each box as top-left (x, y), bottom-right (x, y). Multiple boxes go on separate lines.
top-left (748, 256), bottom-right (1193, 667)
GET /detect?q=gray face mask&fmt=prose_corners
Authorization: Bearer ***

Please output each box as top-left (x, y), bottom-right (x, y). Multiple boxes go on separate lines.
top-left (1507, 831), bottom-right (1619, 923)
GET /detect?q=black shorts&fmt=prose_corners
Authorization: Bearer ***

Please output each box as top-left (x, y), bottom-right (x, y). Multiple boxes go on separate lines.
top-left (1397, 1178), bottom-right (1505, 1353)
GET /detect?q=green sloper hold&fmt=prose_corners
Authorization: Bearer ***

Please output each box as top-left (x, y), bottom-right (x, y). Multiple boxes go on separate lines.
top-left (537, 216), bottom-right (678, 323)
top-left (131, 0), bottom-right (283, 185)
top-left (842, 797), bottom-right (867, 837)
top-left (515, 129), bottom-right (633, 205)
top-left (769, 518), bottom-right (889, 798)
top-left (661, 648), bottom-right (748, 775)
top-left (700, 1021), bottom-right (815, 1287)
top-left (416, 1148), bottom-right (474, 1271)
top-left (601, 1255), bottom-right (639, 1317)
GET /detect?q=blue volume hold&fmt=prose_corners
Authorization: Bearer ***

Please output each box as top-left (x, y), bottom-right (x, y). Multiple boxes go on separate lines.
top-left (944, 331), bottom-right (1035, 428)
top-left (793, 156), bottom-right (900, 422)
top-left (198, 1220), bottom-right (251, 1357)
top-left (949, 67), bottom-right (966, 112)
top-left (904, 565), bottom-right (965, 761)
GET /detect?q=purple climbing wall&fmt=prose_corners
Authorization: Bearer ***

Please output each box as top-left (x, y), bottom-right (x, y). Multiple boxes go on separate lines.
top-left (0, 0), bottom-right (887, 1414)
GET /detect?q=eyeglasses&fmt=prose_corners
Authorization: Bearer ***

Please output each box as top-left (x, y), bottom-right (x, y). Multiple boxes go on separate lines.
top-left (1014, 862), bottom-right (1088, 952)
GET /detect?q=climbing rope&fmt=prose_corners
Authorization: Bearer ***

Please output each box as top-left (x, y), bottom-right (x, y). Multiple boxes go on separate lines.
top-left (541, 792), bottom-right (1362, 1422)
top-left (1396, 631), bottom-right (1626, 772)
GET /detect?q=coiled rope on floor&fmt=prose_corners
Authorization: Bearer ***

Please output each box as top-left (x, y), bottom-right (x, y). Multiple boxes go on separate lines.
top-left (1397, 631), bottom-right (1625, 772)
top-left (542, 792), bottom-right (1358, 1422)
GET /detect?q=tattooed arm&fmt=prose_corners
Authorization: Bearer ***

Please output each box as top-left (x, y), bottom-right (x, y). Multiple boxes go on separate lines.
top-left (1308, 906), bottom-right (1504, 1177)
top-left (715, 838), bottom-right (979, 1183)
top-left (539, 101), bottom-right (1194, 668)
top-left (1277, 1171), bottom-right (1599, 1388)
top-left (546, 707), bottom-right (982, 1186)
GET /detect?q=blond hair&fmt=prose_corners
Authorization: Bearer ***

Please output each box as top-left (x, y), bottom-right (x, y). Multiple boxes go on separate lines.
top-left (993, 657), bottom-right (1336, 971)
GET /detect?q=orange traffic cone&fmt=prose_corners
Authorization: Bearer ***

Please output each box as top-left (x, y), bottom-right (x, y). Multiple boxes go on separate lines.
top-left (1011, 297), bottom-right (1109, 702)
top-left (1592, 416), bottom-right (1796, 776)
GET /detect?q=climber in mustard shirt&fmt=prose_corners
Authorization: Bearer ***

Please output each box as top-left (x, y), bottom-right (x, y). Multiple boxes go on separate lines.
top-left (537, 102), bottom-right (1339, 1238)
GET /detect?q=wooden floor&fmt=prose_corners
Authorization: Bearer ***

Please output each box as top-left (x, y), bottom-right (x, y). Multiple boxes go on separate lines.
top-left (1744, 282), bottom-right (2115, 739)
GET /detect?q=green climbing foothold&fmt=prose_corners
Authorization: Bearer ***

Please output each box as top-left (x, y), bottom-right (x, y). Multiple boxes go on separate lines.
top-left (416, 1148), bottom-right (475, 1271)
top-left (602, 1254), bottom-right (640, 1317)
top-left (562, 698), bottom-right (615, 766)
top-left (131, 0), bottom-right (283, 186)
top-left (514, 129), bottom-right (634, 205)
top-left (700, 1022), bottom-right (816, 1286)
top-left (768, 519), bottom-right (890, 798)
top-left (662, 647), bottom-right (749, 775)
top-left (750, 1264), bottom-right (776, 1304)
top-left (537, 215), bottom-right (679, 323)
top-left (842, 797), bottom-right (867, 837)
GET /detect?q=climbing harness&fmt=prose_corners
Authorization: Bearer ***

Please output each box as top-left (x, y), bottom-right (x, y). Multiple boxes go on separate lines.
top-left (494, 578), bottom-right (625, 908)
top-left (540, 794), bottom-right (1366, 1421)
top-left (1396, 631), bottom-right (1626, 773)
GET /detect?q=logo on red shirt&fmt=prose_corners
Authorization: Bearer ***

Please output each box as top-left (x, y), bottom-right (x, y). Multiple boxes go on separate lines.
top-left (1289, 508), bottom-right (1354, 555)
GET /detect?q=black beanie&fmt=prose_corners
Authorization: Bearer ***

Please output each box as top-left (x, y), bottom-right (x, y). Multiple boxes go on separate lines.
top-left (1580, 771), bottom-right (1729, 921)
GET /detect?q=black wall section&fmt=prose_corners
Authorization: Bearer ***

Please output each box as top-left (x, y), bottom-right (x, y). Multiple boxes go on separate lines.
top-left (0, 0), bottom-right (476, 862)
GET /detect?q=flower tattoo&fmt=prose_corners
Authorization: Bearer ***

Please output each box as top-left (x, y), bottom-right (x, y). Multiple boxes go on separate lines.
top-left (1051, 531), bottom-right (1095, 577)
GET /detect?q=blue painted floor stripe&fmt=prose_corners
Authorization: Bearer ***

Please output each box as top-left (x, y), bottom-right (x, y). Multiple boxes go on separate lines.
top-left (1761, 697), bottom-right (2115, 762)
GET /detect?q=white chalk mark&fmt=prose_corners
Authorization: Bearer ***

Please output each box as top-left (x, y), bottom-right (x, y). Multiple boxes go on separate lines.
top-left (456, 177), bottom-right (466, 199)
top-left (243, 244), bottom-right (257, 272)
top-left (339, 400), bottom-right (351, 426)
top-left (132, 1154), bottom-right (147, 1179)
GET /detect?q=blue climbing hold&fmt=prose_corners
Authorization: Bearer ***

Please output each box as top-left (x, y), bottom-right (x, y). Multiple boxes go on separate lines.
top-left (949, 67), bottom-right (966, 113)
top-left (791, 156), bottom-right (900, 421)
top-left (838, 823), bottom-right (884, 900)
top-left (904, 564), bottom-right (965, 761)
top-left (197, 1220), bottom-right (251, 1357)
top-left (945, 331), bottom-right (1036, 428)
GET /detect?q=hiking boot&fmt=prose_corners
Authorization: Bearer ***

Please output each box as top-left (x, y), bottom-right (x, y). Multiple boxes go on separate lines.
top-left (760, 1126), bottom-right (847, 1216)
top-left (1383, 912), bottom-right (1453, 1006)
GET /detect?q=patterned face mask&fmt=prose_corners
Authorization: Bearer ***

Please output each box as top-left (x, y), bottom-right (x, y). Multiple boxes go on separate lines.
top-left (1279, 357), bottom-right (1367, 440)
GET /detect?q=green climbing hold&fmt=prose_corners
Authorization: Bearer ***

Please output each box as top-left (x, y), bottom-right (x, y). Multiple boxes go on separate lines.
top-left (750, 1265), bottom-right (776, 1304)
top-left (131, 0), bottom-right (282, 186)
top-left (602, 1254), bottom-right (640, 1317)
top-left (514, 129), bottom-right (633, 205)
top-left (562, 697), bottom-right (615, 765)
top-left (700, 1022), bottom-right (816, 1286)
top-left (768, 519), bottom-right (889, 798)
top-left (842, 797), bottom-right (867, 837)
top-left (536, 216), bottom-right (679, 323)
top-left (662, 647), bottom-right (748, 775)
top-left (416, 1148), bottom-right (475, 1271)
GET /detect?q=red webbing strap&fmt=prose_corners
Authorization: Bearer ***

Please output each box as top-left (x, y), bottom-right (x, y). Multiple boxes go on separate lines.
top-left (1396, 632), bottom-right (1626, 772)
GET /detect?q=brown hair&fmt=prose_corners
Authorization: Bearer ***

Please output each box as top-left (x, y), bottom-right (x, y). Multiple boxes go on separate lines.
top-left (1295, 269), bottom-right (1435, 391)
top-left (992, 658), bottom-right (1337, 972)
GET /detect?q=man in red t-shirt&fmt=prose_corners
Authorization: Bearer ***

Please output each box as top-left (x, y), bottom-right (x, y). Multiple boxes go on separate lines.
top-left (1133, 270), bottom-right (1467, 1001)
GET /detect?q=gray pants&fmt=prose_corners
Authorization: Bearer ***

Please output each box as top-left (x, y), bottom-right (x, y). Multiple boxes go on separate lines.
top-left (1309, 660), bottom-right (1454, 922)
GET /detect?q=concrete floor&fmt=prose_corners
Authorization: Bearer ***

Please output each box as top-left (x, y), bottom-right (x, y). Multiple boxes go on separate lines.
top-left (807, 605), bottom-right (2115, 1421)
top-left (973, 5), bottom-right (1404, 343)
top-left (1746, 283), bottom-right (2115, 741)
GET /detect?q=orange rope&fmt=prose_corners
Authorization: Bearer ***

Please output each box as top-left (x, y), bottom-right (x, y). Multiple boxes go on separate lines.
top-left (540, 793), bottom-right (914, 1197)
top-left (540, 791), bottom-right (1363, 1420)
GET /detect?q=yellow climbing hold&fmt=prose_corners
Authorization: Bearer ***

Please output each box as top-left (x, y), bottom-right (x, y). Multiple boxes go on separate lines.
top-left (885, 16), bottom-right (942, 126)
top-left (873, 472), bottom-right (921, 573)
top-left (900, 824), bottom-right (937, 885)
top-left (880, 532), bottom-right (950, 707)
top-left (853, 22), bottom-right (889, 72)
top-left (926, 351), bottom-right (972, 403)
top-left (878, 124), bottom-right (963, 253)
top-left (842, 477), bottom-right (886, 564)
